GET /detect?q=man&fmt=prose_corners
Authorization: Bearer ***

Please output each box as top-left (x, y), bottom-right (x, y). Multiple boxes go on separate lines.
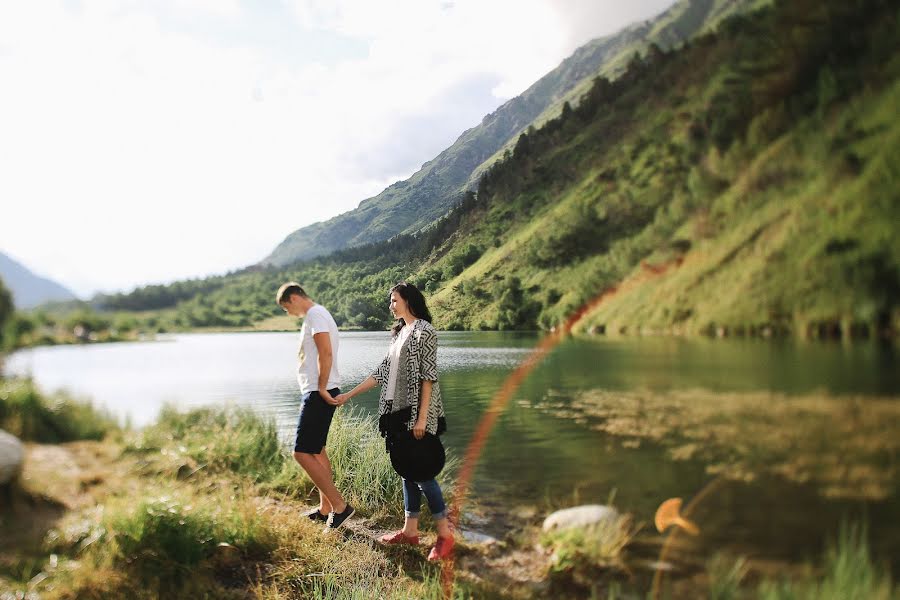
top-left (277, 282), bottom-right (354, 530)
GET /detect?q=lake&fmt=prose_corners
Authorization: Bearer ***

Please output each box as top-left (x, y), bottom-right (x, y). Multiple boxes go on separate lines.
top-left (4, 331), bottom-right (899, 574)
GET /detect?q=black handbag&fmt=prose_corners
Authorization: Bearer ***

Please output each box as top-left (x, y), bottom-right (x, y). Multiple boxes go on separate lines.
top-left (380, 407), bottom-right (446, 481)
top-left (387, 429), bottom-right (446, 482)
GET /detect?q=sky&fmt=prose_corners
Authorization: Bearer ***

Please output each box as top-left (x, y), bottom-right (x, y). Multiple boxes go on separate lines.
top-left (0, 0), bottom-right (675, 298)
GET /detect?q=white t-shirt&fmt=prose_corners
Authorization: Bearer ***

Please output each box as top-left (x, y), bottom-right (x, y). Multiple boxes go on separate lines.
top-left (385, 321), bottom-right (415, 401)
top-left (296, 304), bottom-right (341, 394)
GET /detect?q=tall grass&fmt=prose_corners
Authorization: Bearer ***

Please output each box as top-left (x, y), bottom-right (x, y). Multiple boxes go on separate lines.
top-left (10, 403), bottom-right (463, 598)
top-left (756, 523), bottom-right (898, 600)
top-left (108, 489), bottom-right (277, 579)
top-left (312, 407), bottom-right (405, 518)
top-left (268, 406), bottom-right (461, 522)
top-left (0, 377), bottom-right (117, 442)
top-left (708, 553), bottom-right (749, 600)
top-left (129, 405), bottom-right (450, 521)
top-left (257, 563), bottom-right (478, 600)
top-left (128, 404), bottom-right (286, 483)
top-left (32, 486), bottom-right (278, 599)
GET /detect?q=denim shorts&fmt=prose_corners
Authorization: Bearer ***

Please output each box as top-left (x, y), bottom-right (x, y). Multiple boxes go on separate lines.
top-left (294, 388), bottom-right (339, 454)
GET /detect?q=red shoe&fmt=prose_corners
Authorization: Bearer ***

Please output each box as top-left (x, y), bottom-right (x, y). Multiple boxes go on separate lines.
top-left (379, 530), bottom-right (419, 546)
top-left (427, 535), bottom-right (455, 561)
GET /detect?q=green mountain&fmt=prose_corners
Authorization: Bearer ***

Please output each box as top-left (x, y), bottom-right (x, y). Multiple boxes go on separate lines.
top-left (425, 0), bottom-right (900, 337)
top-left (93, 0), bottom-right (899, 341)
top-left (263, 0), bottom-right (764, 268)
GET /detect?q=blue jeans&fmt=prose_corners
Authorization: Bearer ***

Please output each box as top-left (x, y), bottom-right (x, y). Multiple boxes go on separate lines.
top-left (402, 478), bottom-right (447, 519)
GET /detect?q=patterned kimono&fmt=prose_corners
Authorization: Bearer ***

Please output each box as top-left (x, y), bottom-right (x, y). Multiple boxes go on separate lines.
top-left (372, 319), bottom-right (447, 440)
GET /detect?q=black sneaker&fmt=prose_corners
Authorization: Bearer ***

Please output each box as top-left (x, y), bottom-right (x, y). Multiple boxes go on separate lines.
top-left (302, 507), bottom-right (328, 523)
top-left (325, 504), bottom-right (355, 531)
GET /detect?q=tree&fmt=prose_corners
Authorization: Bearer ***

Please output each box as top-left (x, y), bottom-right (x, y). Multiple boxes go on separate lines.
top-left (0, 278), bottom-right (13, 348)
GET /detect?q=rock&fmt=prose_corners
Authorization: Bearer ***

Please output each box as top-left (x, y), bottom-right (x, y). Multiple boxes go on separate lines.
top-left (0, 429), bottom-right (25, 485)
top-left (210, 542), bottom-right (242, 569)
top-left (0, 429), bottom-right (25, 486)
top-left (459, 528), bottom-right (499, 546)
top-left (541, 504), bottom-right (619, 533)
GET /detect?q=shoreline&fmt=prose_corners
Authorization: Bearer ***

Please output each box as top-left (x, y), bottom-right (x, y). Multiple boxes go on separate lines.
top-left (2, 380), bottom-right (897, 598)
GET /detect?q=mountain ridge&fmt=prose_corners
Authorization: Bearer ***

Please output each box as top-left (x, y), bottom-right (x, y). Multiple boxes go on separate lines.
top-left (80, 0), bottom-right (899, 343)
top-left (0, 251), bottom-right (78, 309)
top-left (263, 0), bottom-right (764, 267)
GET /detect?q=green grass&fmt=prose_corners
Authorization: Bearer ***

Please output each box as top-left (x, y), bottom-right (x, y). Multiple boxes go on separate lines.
top-left (708, 553), bottom-right (749, 600)
top-left (702, 523), bottom-right (900, 600)
top-left (7, 404), bottom-right (457, 599)
top-left (108, 489), bottom-right (277, 580)
top-left (126, 405), bottom-right (451, 522)
top-left (540, 509), bottom-right (637, 575)
top-left (0, 377), bottom-right (118, 443)
top-left (129, 404), bottom-right (286, 483)
top-left (310, 407), bottom-right (405, 518)
top-left (756, 523), bottom-right (899, 600)
top-left (28, 485), bottom-right (280, 599)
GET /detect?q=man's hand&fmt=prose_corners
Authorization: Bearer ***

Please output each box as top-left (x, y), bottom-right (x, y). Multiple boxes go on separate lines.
top-left (321, 389), bottom-right (341, 406)
top-left (332, 393), bottom-right (350, 406)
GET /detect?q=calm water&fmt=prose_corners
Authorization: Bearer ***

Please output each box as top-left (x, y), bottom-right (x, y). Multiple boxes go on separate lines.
top-left (5, 332), bottom-right (899, 572)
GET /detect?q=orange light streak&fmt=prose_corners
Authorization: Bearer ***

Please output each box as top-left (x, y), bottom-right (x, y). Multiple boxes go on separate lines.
top-left (442, 258), bottom-right (684, 597)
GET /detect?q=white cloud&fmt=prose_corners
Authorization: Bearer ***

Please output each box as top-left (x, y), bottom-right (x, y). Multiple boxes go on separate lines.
top-left (0, 0), bottom-right (674, 297)
top-left (172, 0), bottom-right (242, 19)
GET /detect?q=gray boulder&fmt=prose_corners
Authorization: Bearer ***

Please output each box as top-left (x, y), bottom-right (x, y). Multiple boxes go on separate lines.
top-left (542, 504), bottom-right (620, 532)
top-left (0, 429), bottom-right (24, 486)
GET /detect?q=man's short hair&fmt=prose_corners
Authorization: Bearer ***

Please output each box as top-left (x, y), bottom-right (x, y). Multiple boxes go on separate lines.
top-left (276, 282), bottom-right (307, 304)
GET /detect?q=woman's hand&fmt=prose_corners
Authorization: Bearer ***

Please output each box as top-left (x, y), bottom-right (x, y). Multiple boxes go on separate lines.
top-left (330, 393), bottom-right (349, 406)
top-left (413, 417), bottom-right (427, 440)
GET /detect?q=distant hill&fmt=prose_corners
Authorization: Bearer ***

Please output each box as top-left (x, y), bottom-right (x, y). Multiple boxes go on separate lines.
top-left (263, 0), bottom-right (764, 267)
top-left (0, 252), bottom-right (78, 309)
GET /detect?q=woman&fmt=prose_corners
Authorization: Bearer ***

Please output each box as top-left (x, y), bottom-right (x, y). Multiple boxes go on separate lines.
top-left (334, 282), bottom-right (453, 561)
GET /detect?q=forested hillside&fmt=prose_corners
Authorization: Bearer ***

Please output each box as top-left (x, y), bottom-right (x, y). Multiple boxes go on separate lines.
top-left (81, 0), bottom-right (900, 339)
top-left (263, 0), bottom-right (763, 267)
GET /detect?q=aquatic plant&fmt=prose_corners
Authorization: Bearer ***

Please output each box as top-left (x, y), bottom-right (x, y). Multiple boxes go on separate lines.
top-left (541, 388), bottom-right (900, 501)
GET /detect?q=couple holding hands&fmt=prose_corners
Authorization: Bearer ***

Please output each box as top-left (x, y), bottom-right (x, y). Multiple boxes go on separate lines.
top-left (277, 280), bottom-right (454, 562)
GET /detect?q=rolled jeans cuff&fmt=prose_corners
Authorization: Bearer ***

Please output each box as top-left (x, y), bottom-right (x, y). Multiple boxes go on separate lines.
top-left (405, 509), bottom-right (447, 520)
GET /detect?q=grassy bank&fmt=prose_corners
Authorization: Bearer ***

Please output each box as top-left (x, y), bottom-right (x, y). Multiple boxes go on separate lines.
top-left (128, 404), bottom-right (411, 520)
top-left (0, 378), bottom-right (118, 443)
top-left (0, 386), bottom-right (473, 598)
top-left (2, 382), bottom-right (898, 598)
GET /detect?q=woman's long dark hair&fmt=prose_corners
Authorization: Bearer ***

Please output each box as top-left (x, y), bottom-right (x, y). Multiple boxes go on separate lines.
top-left (390, 281), bottom-right (432, 335)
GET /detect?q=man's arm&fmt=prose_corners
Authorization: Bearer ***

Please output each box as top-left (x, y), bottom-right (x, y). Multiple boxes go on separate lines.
top-left (313, 332), bottom-right (334, 403)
